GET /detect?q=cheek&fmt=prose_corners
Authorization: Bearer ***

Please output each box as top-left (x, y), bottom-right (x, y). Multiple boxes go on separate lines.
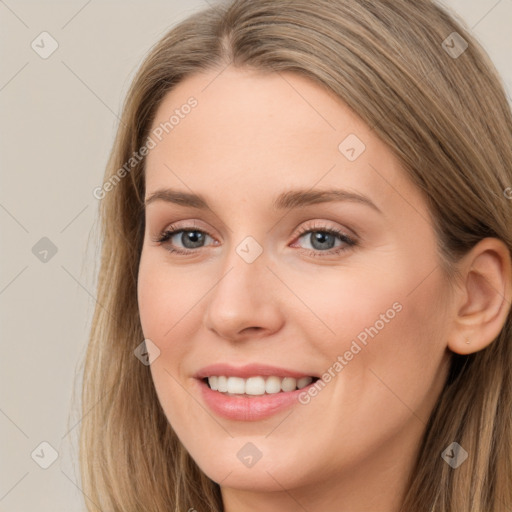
top-left (291, 263), bottom-right (407, 344)
top-left (137, 255), bottom-right (206, 411)
top-left (137, 260), bottom-right (198, 430)
top-left (312, 258), bottom-right (449, 404)
top-left (137, 254), bottom-right (201, 341)
top-left (344, 270), bottom-right (451, 423)
top-left (138, 274), bottom-right (166, 343)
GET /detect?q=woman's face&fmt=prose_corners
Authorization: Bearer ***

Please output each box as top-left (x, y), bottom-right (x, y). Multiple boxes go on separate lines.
top-left (137, 67), bottom-right (454, 501)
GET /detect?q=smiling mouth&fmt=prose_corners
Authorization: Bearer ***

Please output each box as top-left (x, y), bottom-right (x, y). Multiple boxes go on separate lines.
top-left (202, 375), bottom-right (320, 396)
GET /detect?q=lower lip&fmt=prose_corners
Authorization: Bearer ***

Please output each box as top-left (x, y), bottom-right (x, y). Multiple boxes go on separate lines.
top-left (197, 379), bottom-right (314, 421)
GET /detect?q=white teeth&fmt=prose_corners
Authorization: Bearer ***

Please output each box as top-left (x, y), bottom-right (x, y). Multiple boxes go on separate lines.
top-left (209, 376), bottom-right (218, 391)
top-left (297, 377), bottom-right (313, 389)
top-left (206, 375), bottom-right (315, 395)
top-left (245, 376), bottom-right (266, 395)
top-left (281, 377), bottom-right (297, 392)
top-left (265, 376), bottom-right (282, 394)
top-left (227, 376), bottom-right (245, 394)
top-left (217, 376), bottom-right (228, 392)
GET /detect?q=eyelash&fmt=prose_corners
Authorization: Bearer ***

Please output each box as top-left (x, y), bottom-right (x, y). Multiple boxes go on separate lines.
top-left (152, 222), bottom-right (358, 258)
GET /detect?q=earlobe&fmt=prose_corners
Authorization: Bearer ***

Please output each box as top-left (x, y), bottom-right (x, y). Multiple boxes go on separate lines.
top-left (447, 237), bottom-right (512, 356)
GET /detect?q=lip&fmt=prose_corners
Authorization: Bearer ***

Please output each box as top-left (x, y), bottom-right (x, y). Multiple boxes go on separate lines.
top-left (193, 363), bottom-right (319, 422)
top-left (194, 363), bottom-right (317, 380)
top-left (196, 378), bottom-right (317, 421)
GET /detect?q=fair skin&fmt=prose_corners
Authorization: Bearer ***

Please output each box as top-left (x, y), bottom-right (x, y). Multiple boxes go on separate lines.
top-left (137, 67), bottom-right (511, 512)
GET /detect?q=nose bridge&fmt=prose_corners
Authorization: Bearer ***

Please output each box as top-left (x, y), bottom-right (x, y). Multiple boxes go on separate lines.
top-left (212, 233), bottom-right (269, 310)
top-left (203, 233), bottom-right (282, 338)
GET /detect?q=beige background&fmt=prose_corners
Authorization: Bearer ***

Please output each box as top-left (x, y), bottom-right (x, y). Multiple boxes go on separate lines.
top-left (1, 0), bottom-right (511, 510)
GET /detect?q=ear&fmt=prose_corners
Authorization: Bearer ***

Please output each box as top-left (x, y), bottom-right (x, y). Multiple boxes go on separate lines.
top-left (447, 237), bottom-right (512, 355)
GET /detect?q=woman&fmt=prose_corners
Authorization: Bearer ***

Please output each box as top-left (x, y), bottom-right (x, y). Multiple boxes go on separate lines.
top-left (80, 0), bottom-right (512, 510)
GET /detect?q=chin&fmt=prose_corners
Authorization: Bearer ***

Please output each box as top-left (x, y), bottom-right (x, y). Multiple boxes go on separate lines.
top-left (189, 443), bottom-right (311, 492)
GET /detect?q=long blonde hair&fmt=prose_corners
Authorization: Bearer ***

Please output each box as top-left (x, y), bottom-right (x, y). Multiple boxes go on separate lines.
top-left (79, 1), bottom-right (512, 510)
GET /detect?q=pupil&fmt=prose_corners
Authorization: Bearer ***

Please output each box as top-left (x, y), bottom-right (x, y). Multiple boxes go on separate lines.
top-left (311, 232), bottom-right (334, 250)
top-left (183, 231), bottom-right (204, 248)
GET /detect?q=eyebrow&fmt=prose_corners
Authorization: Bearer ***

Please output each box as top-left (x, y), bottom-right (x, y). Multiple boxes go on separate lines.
top-left (144, 187), bottom-right (382, 214)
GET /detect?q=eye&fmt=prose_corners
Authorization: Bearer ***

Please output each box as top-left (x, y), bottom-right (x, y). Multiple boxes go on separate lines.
top-left (291, 223), bottom-right (357, 257)
top-left (151, 223), bottom-right (216, 255)
top-left (151, 221), bottom-right (358, 257)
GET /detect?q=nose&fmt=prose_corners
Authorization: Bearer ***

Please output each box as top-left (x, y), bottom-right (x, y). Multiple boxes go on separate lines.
top-left (203, 242), bottom-right (284, 341)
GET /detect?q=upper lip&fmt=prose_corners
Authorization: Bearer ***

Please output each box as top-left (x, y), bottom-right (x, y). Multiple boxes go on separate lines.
top-left (194, 363), bottom-right (318, 380)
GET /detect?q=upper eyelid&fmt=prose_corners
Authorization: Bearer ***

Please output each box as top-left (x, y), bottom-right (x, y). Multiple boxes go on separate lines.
top-left (158, 220), bottom-right (352, 235)
top-left (157, 222), bottom-right (357, 245)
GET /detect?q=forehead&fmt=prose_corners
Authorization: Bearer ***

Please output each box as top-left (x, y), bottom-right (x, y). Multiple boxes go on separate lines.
top-left (144, 67), bottom-right (423, 221)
